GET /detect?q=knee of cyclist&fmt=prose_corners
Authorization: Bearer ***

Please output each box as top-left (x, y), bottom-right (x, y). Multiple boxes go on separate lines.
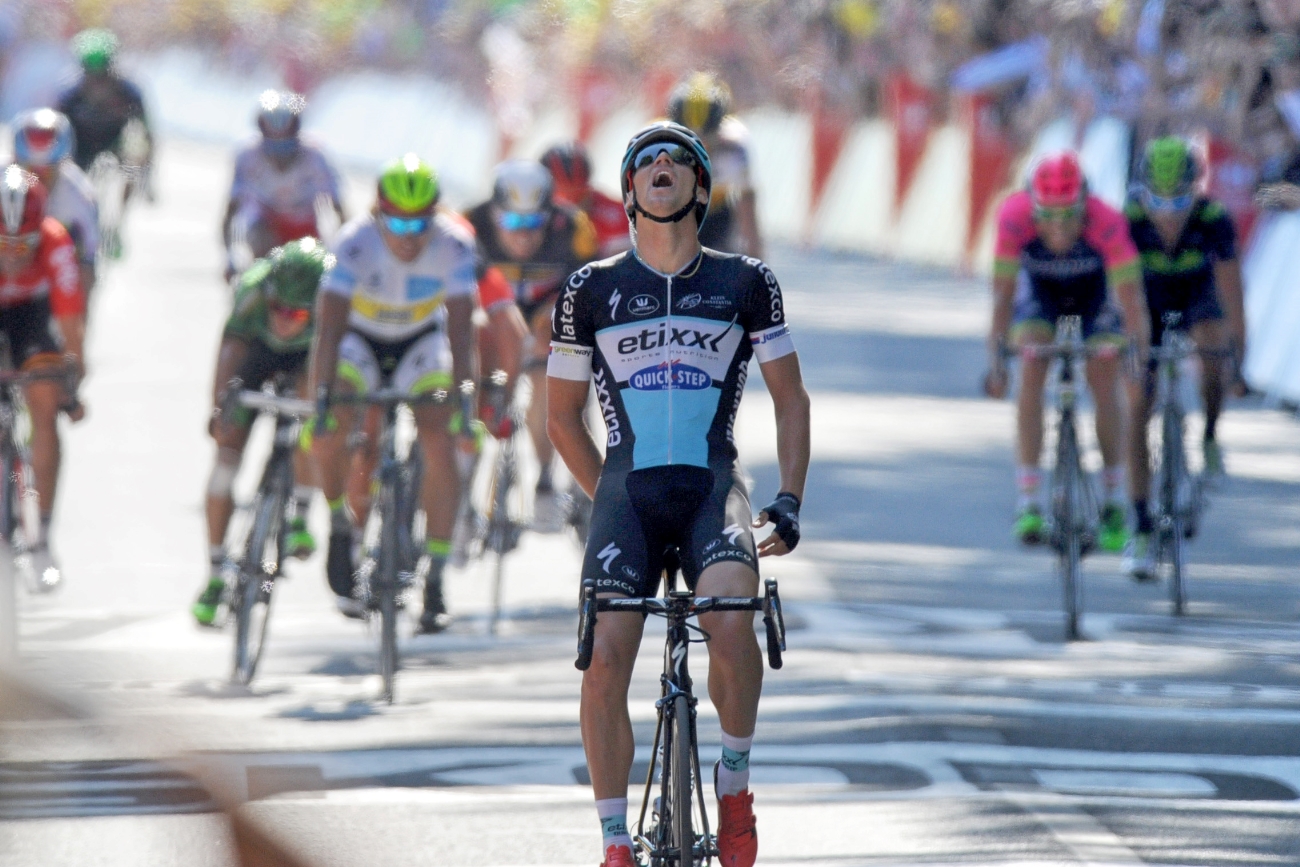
top-left (586, 640), bottom-right (636, 682)
top-left (207, 457), bottom-right (240, 500)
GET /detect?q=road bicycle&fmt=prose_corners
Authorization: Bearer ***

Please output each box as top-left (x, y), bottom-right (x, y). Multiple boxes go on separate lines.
top-left (0, 360), bottom-right (79, 659)
top-left (1015, 316), bottom-right (1108, 641)
top-left (88, 119), bottom-right (151, 262)
top-left (331, 388), bottom-right (445, 704)
top-left (1146, 312), bottom-right (1214, 616)
top-left (576, 550), bottom-right (786, 867)
top-left (220, 383), bottom-right (313, 686)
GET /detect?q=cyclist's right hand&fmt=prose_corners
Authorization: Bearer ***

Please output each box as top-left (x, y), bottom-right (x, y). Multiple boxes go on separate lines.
top-left (982, 366), bottom-right (1008, 399)
top-left (479, 378), bottom-right (513, 438)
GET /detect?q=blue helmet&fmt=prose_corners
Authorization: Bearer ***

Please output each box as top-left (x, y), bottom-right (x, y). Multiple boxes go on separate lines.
top-left (12, 109), bottom-right (74, 168)
top-left (619, 121), bottom-right (712, 232)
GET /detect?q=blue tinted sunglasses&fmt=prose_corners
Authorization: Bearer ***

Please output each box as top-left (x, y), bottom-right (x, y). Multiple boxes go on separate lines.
top-left (382, 214), bottom-right (431, 235)
top-left (632, 142), bottom-right (697, 172)
top-left (1141, 188), bottom-right (1193, 212)
top-left (496, 210), bottom-right (547, 231)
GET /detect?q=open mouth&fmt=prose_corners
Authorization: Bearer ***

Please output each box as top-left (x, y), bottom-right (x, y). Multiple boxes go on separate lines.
top-left (652, 169), bottom-right (674, 188)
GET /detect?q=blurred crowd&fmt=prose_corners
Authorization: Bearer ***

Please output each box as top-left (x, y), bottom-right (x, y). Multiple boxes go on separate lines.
top-left (4, 0), bottom-right (1300, 184)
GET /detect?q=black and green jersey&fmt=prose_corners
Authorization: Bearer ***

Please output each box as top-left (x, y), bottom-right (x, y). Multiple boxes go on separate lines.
top-left (1124, 197), bottom-right (1236, 314)
top-left (223, 260), bottom-right (315, 354)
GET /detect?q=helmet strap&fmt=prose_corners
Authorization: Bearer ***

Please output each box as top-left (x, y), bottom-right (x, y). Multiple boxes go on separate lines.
top-left (631, 180), bottom-right (699, 225)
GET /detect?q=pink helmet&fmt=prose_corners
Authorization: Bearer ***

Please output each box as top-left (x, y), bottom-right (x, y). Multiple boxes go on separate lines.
top-left (1030, 151), bottom-right (1086, 209)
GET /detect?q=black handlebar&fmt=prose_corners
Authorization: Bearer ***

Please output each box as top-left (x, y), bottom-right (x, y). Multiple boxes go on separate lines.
top-left (575, 577), bottom-right (786, 671)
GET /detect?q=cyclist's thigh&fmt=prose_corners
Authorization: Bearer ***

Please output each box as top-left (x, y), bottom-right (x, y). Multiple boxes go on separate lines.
top-left (682, 469), bottom-right (758, 593)
top-left (1083, 304), bottom-right (1126, 351)
top-left (391, 331), bottom-right (456, 434)
top-left (1009, 291), bottom-right (1054, 349)
top-left (2, 300), bottom-right (61, 370)
top-left (337, 332), bottom-right (381, 395)
top-left (582, 472), bottom-right (660, 598)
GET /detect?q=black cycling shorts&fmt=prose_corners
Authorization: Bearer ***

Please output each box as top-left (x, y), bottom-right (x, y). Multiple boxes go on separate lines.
top-left (582, 464), bottom-right (758, 597)
top-left (0, 298), bottom-right (62, 369)
top-left (1149, 293), bottom-right (1223, 347)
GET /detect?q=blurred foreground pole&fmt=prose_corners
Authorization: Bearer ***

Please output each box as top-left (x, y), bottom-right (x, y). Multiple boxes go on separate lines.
top-left (0, 543), bottom-right (16, 662)
top-left (0, 665), bottom-right (322, 867)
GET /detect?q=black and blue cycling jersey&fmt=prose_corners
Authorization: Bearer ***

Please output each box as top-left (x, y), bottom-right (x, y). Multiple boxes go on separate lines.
top-left (548, 248), bottom-right (796, 474)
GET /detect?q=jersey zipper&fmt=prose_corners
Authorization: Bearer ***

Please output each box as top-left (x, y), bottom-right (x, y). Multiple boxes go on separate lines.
top-left (665, 274), bottom-right (673, 464)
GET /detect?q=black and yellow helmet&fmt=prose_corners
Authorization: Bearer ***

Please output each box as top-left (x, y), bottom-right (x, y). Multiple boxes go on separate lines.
top-left (668, 72), bottom-right (731, 137)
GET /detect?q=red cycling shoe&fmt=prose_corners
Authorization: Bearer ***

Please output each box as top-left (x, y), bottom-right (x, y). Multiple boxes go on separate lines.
top-left (717, 789), bottom-right (758, 867)
top-left (600, 843), bottom-right (636, 867)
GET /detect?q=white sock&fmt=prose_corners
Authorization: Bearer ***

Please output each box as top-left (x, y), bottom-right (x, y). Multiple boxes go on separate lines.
top-left (716, 730), bottom-right (753, 798)
top-left (596, 797), bottom-right (632, 852)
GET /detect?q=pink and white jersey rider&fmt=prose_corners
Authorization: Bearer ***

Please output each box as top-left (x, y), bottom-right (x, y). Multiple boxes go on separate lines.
top-left (320, 212), bottom-right (478, 342)
top-left (993, 190), bottom-right (1141, 296)
top-left (44, 161), bottom-right (99, 266)
top-left (228, 138), bottom-right (342, 227)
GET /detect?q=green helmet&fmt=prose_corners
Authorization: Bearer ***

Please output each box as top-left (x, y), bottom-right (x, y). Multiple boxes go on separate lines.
top-left (264, 238), bottom-right (332, 309)
top-left (72, 29), bottom-right (118, 74)
top-left (377, 153), bottom-right (439, 214)
top-left (1138, 136), bottom-right (1198, 200)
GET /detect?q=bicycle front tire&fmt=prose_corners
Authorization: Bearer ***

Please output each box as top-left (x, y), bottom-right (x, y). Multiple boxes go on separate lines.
top-left (1160, 406), bottom-right (1188, 616)
top-left (233, 490), bottom-right (280, 685)
top-left (1053, 415), bottom-right (1086, 641)
top-left (376, 484), bottom-right (402, 704)
top-left (670, 694), bottom-right (695, 867)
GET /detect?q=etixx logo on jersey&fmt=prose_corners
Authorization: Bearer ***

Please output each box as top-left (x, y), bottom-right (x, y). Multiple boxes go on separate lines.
top-left (629, 359), bottom-right (712, 391)
top-left (628, 294), bottom-right (659, 316)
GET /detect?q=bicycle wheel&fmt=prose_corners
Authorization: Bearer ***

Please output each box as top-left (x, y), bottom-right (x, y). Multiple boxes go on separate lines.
top-left (1161, 407), bottom-right (1187, 615)
top-left (375, 484), bottom-right (401, 704)
top-left (1053, 417), bottom-right (1085, 641)
top-left (486, 434), bottom-right (518, 634)
top-left (0, 445), bottom-right (18, 545)
top-left (232, 487), bottom-right (282, 685)
top-left (669, 694), bottom-right (695, 867)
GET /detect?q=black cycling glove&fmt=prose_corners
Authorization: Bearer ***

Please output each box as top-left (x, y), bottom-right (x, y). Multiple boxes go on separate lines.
top-left (759, 491), bottom-right (801, 552)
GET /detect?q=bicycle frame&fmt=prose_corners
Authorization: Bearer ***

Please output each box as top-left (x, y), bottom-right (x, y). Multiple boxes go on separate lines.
top-left (576, 561), bottom-right (786, 867)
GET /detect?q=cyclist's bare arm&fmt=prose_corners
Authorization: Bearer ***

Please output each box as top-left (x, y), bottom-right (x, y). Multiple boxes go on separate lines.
top-left (1111, 275), bottom-right (1150, 357)
top-left (211, 336), bottom-right (250, 408)
top-left (985, 271), bottom-right (1018, 398)
top-left (547, 376), bottom-right (602, 498)
top-left (446, 295), bottom-right (477, 391)
top-left (755, 352), bottom-right (810, 557)
top-left (308, 292), bottom-right (351, 395)
top-left (55, 314), bottom-right (86, 375)
top-left (485, 302), bottom-right (527, 384)
top-left (1213, 258), bottom-right (1246, 355)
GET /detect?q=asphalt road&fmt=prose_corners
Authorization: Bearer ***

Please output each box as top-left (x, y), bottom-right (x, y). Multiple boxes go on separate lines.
top-left (2, 137), bottom-right (1298, 867)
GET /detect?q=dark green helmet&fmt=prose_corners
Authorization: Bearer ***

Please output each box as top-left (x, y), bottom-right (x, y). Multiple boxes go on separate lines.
top-left (1138, 137), bottom-right (1198, 200)
top-left (72, 29), bottom-right (118, 74)
top-left (264, 238), bottom-right (332, 309)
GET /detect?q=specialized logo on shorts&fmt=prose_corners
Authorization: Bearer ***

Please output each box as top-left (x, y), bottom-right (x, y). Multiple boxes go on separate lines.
top-left (629, 360), bottom-right (711, 391)
top-left (597, 541), bottom-right (621, 574)
top-left (628, 294), bottom-right (659, 316)
top-left (723, 523), bottom-right (745, 545)
top-left (678, 293), bottom-right (702, 310)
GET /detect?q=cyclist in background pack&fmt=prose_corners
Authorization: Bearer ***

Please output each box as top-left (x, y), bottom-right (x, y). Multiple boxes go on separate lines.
top-left (466, 159), bottom-right (598, 531)
top-left (548, 121), bottom-right (810, 867)
top-left (222, 90), bottom-right (346, 280)
top-left (668, 72), bottom-right (763, 258)
top-left (541, 141), bottom-right (631, 259)
top-left (983, 151), bottom-right (1149, 551)
top-left (1122, 137), bottom-right (1246, 579)
top-left (13, 109), bottom-right (99, 301)
top-left (310, 155), bottom-right (477, 634)
top-left (57, 29), bottom-right (153, 176)
top-left (0, 166), bottom-right (87, 590)
top-left (192, 239), bottom-right (330, 626)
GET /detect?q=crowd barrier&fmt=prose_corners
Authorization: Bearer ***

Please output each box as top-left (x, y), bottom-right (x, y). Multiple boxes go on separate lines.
top-left (1, 46), bottom-right (1295, 400)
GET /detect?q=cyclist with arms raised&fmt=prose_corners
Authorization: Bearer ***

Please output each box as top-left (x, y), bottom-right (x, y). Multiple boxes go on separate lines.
top-left (541, 141), bottom-right (631, 259)
top-left (548, 121), bottom-right (810, 867)
top-left (0, 166), bottom-right (86, 589)
top-left (984, 152), bottom-right (1148, 551)
top-left (309, 155), bottom-right (476, 634)
top-left (192, 239), bottom-right (330, 625)
top-left (222, 91), bottom-right (345, 280)
top-left (1121, 137), bottom-right (1245, 578)
top-left (669, 73), bottom-right (763, 258)
top-left (466, 160), bottom-right (597, 530)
